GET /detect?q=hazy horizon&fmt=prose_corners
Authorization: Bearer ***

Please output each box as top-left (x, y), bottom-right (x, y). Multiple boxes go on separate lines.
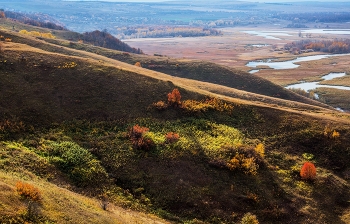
top-left (61, 0), bottom-right (350, 2)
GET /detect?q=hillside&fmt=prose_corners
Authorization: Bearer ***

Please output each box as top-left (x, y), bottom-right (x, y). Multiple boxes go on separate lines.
top-left (0, 19), bottom-right (350, 224)
top-left (1, 18), bottom-right (331, 109)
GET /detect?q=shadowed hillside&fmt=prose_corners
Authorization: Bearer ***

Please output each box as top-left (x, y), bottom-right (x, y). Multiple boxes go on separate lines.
top-left (0, 19), bottom-right (349, 224)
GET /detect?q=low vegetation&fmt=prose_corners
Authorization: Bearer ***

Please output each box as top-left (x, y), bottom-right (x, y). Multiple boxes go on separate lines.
top-left (285, 39), bottom-right (350, 54)
top-left (0, 19), bottom-right (349, 224)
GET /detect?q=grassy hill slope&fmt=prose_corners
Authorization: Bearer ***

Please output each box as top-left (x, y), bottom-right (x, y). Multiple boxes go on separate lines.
top-left (0, 20), bottom-right (349, 224)
top-left (0, 18), bottom-right (330, 109)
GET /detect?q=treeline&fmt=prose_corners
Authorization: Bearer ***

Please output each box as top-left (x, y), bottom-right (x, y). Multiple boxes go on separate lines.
top-left (81, 30), bottom-right (143, 54)
top-left (115, 26), bottom-right (221, 39)
top-left (285, 39), bottom-right (350, 54)
top-left (273, 12), bottom-right (350, 23)
top-left (4, 11), bottom-right (67, 30)
top-left (286, 23), bottom-right (308, 28)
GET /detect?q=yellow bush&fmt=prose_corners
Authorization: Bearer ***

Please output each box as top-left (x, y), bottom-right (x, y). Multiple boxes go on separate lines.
top-left (41, 32), bottom-right (56, 39)
top-left (18, 30), bottom-right (55, 39)
top-left (30, 31), bottom-right (41, 36)
top-left (254, 143), bottom-right (265, 158)
top-left (19, 29), bottom-right (29, 35)
top-left (227, 153), bottom-right (258, 175)
top-left (331, 130), bottom-right (340, 139)
top-left (241, 212), bottom-right (259, 224)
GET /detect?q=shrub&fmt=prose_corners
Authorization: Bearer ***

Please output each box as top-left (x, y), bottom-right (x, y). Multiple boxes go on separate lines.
top-left (181, 99), bottom-right (214, 113)
top-left (227, 153), bottom-right (258, 175)
top-left (300, 162), bottom-right (316, 180)
top-left (48, 141), bottom-right (109, 186)
top-left (128, 125), bottom-right (154, 151)
top-left (16, 181), bottom-right (41, 202)
top-left (254, 143), bottom-right (265, 158)
top-left (153, 100), bottom-right (168, 110)
top-left (129, 124), bottom-right (149, 140)
top-left (16, 181), bottom-right (43, 220)
top-left (165, 132), bottom-right (180, 144)
top-left (241, 212), bottom-right (259, 224)
top-left (167, 88), bottom-right (181, 106)
top-left (331, 130), bottom-right (340, 139)
top-left (181, 97), bottom-right (233, 114)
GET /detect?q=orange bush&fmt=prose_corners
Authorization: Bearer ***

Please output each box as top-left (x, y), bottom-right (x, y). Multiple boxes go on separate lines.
top-left (167, 88), bottom-right (181, 106)
top-left (300, 162), bottom-right (316, 180)
top-left (153, 100), bottom-right (168, 110)
top-left (165, 132), bottom-right (180, 143)
top-left (129, 124), bottom-right (149, 139)
top-left (128, 125), bottom-right (154, 150)
top-left (15, 181), bottom-right (42, 202)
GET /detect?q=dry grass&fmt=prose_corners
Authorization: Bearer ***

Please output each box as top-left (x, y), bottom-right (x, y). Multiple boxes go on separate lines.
top-left (0, 171), bottom-right (168, 224)
top-left (315, 87), bottom-right (350, 111)
top-left (320, 73), bottom-right (350, 86)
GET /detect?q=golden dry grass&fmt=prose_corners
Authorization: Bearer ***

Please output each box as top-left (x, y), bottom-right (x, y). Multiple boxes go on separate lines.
top-left (0, 171), bottom-right (168, 224)
top-left (2, 30), bottom-right (348, 125)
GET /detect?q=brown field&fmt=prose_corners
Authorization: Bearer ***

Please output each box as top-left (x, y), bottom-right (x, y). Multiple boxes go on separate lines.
top-left (316, 87), bottom-right (350, 111)
top-left (125, 26), bottom-right (350, 87)
top-left (125, 26), bottom-right (350, 112)
top-left (320, 73), bottom-right (350, 86)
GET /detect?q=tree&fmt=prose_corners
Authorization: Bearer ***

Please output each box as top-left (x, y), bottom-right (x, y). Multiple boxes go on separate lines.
top-left (167, 88), bottom-right (181, 106)
top-left (0, 10), bottom-right (5, 19)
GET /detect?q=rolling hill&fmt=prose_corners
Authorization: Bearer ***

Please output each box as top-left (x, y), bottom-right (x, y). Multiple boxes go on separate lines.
top-left (0, 18), bottom-right (349, 224)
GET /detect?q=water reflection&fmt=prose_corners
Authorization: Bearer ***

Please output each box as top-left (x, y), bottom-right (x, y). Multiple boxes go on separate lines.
top-left (285, 73), bottom-right (350, 92)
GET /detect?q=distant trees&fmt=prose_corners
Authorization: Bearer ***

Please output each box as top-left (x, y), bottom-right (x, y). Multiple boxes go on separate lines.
top-left (5, 11), bottom-right (66, 30)
top-left (115, 26), bottom-right (221, 39)
top-left (273, 12), bottom-right (350, 23)
top-left (0, 9), bottom-right (5, 19)
top-left (285, 39), bottom-right (350, 54)
top-left (81, 30), bottom-right (143, 54)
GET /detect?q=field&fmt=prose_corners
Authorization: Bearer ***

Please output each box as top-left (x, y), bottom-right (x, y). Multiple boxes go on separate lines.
top-left (125, 25), bottom-right (350, 110)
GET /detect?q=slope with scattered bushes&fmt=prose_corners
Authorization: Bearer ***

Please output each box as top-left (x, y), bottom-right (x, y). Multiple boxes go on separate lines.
top-left (0, 21), bottom-right (349, 224)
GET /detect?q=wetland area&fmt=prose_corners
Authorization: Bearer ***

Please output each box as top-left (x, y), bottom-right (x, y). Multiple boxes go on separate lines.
top-left (125, 27), bottom-right (350, 111)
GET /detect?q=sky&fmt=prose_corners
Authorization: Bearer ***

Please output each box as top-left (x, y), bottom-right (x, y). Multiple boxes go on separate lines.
top-left (62, 0), bottom-right (350, 2)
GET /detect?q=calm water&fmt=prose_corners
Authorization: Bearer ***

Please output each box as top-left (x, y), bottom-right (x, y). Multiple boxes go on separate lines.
top-left (249, 69), bottom-right (259, 74)
top-left (246, 54), bottom-right (350, 69)
top-left (285, 73), bottom-right (350, 92)
top-left (302, 29), bottom-right (350, 35)
top-left (241, 31), bottom-right (292, 40)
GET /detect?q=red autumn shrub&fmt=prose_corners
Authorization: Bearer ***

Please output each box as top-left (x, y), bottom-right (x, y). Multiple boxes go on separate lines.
top-left (128, 125), bottom-right (154, 150)
top-left (167, 88), bottom-right (181, 106)
top-left (16, 181), bottom-right (42, 202)
top-left (165, 132), bottom-right (180, 144)
top-left (300, 162), bottom-right (316, 180)
top-left (129, 124), bottom-right (149, 139)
